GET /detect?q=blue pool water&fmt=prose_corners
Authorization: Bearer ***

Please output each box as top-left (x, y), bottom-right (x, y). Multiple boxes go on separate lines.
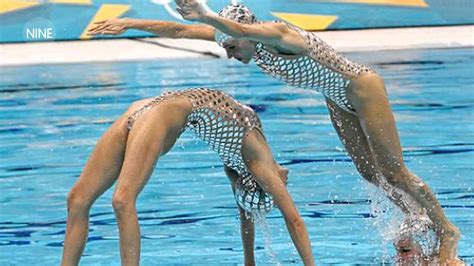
top-left (0, 48), bottom-right (473, 264)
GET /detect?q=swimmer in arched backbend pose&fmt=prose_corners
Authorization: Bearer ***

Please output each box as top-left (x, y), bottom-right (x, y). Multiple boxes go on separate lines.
top-left (60, 88), bottom-right (314, 266)
top-left (87, 1), bottom-right (461, 264)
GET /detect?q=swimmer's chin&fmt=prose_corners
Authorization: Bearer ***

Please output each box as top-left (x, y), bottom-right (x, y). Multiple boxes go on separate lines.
top-left (235, 58), bottom-right (252, 64)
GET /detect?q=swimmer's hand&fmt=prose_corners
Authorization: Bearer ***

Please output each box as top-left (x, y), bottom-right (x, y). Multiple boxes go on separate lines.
top-left (175, 0), bottom-right (208, 22)
top-left (87, 18), bottom-right (129, 36)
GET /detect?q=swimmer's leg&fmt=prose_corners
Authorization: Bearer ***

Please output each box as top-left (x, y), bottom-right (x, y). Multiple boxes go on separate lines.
top-left (224, 166), bottom-right (255, 266)
top-left (327, 100), bottom-right (416, 214)
top-left (111, 101), bottom-right (188, 265)
top-left (347, 74), bottom-right (460, 263)
top-left (328, 96), bottom-right (464, 261)
top-left (328, 100), bottom-right (425, 255)
top-left (61, 99), bottom-right (151, 266)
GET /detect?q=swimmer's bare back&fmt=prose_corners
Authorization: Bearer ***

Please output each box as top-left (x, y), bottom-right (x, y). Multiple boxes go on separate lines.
top-left (61, 89), bottom-right (314, 266)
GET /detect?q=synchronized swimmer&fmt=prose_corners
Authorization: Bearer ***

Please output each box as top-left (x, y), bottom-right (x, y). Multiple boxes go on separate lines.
top-left (61, 89), bottom-right (314, 265)
top-left (71, 0), bottom-right (464, 265)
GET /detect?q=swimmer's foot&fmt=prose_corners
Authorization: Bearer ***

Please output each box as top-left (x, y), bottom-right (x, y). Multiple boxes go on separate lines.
top-left (438, 225), bottom-right (461, 265)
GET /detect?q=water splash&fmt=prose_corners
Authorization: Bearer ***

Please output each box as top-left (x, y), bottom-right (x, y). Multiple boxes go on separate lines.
top-left (364, 182), bottom-right (439, 263)
top-left (252, 213), bottom-right (282, 265)
top-left (398, 215), bottom-right (439, 256)
top-left (366, 184), bottom-right (403, 262)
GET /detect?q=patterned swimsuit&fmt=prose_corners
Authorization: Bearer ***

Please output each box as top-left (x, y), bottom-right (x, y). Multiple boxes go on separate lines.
top-left (253, 22), bottom-right (375, 111)
top-left (127, 88), bottom-right (273, 214)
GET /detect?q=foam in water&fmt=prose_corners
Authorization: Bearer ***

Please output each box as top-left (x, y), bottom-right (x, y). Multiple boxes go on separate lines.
top-left (250, 212), bottom-right (282, 265)
top-left (364, 182), bottom-right (439, 263)
top-left (366, 184), bottom-right (403, 262)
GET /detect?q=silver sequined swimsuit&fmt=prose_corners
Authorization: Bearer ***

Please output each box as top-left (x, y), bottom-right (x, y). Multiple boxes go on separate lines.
top-left (253, 22), bottom-right (375, 111)
top-left (127, 88), bottom-right (273, 214)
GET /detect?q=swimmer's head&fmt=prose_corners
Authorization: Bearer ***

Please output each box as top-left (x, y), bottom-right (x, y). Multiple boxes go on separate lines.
top-left (215, 4), bottom-right (258, 64)
top-left (396, 241), bottom-right (461, 266)
top-left (394, 214), bottom-right (438, 264)
top-left (395, 238), bottom-right (431, 265)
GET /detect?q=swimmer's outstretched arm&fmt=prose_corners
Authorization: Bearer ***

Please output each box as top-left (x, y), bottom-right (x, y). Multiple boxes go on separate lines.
top-left (87, 18), bottom-right (215, 40)
top-left (250, 166), bottom-right (314, 265)
top-left (225, 166), bottom-right (256, 266)
top-left (175, 0), bottom-right (307, 54)
top-left (241, 133), bottom-right (314, 265)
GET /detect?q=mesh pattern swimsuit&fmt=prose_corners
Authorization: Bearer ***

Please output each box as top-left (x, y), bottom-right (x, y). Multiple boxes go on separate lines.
top-left (253, 22), bottom-right (375, 111)
top-left (127, 88), bottom-right (273, 214)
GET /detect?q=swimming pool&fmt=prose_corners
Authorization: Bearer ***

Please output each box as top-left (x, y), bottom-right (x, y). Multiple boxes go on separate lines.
top-left (0, 47), bottom-right (473, 264)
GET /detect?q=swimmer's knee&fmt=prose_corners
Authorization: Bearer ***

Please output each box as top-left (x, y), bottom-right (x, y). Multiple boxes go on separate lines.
top-left (382, 166), bottom-right (422, 189)
top-left (380, 166), bottom-right (404, 186)
top-left (67, 189), bottom-right (91, 214)
top-left (348, 74), bottom-right (387, 103)
top-left (353, 162), bottom-right (380, 185)
top-left (359, 171), bottom-right (379, 185)
top-left (112, 191), bottom-right (136, 218)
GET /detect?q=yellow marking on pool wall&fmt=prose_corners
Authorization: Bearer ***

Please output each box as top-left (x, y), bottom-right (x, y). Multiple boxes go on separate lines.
top-left (314, 0), bottom-right (428, 8)
top-left (272, 12), bottom-right (338, 30)
top-left (80, 4), bottom-right (131, 39)
top-left (0, 0), bottom-right (40, 14)
top-left (48, 0), bottom-right (92, 5)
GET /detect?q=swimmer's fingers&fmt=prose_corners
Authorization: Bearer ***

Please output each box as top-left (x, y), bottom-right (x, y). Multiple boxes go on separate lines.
top-left (99, 28), bottom-right (125, 35)
top-left (88, 23), bottom-right (110, 34)
top-left (175, 0), bottom-right (205, 21)
top-left (87, 28), bottom-right (104, 36)
top-left (89, 20), bottom-right (113, 31)
top-left (107, 25), bottom-right (126, 34)
top-left (87, 29), bottom-right (105, 36)
top-left (88, 29), bottom-right (119, 36)
top-left (87, 28), bottom-right (108, 36)
top-left (89, 19), bottom-right (127, 34)
top-left (176, 6), bottom-right (190, 16)
top-left (89, 25), bottom-right (125, 36)
top-left (89, 21), bottom-right (106, 30)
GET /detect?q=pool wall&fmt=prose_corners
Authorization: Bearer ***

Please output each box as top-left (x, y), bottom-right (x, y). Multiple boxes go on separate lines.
top-left (1, 0), bottom-right (473, 43)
